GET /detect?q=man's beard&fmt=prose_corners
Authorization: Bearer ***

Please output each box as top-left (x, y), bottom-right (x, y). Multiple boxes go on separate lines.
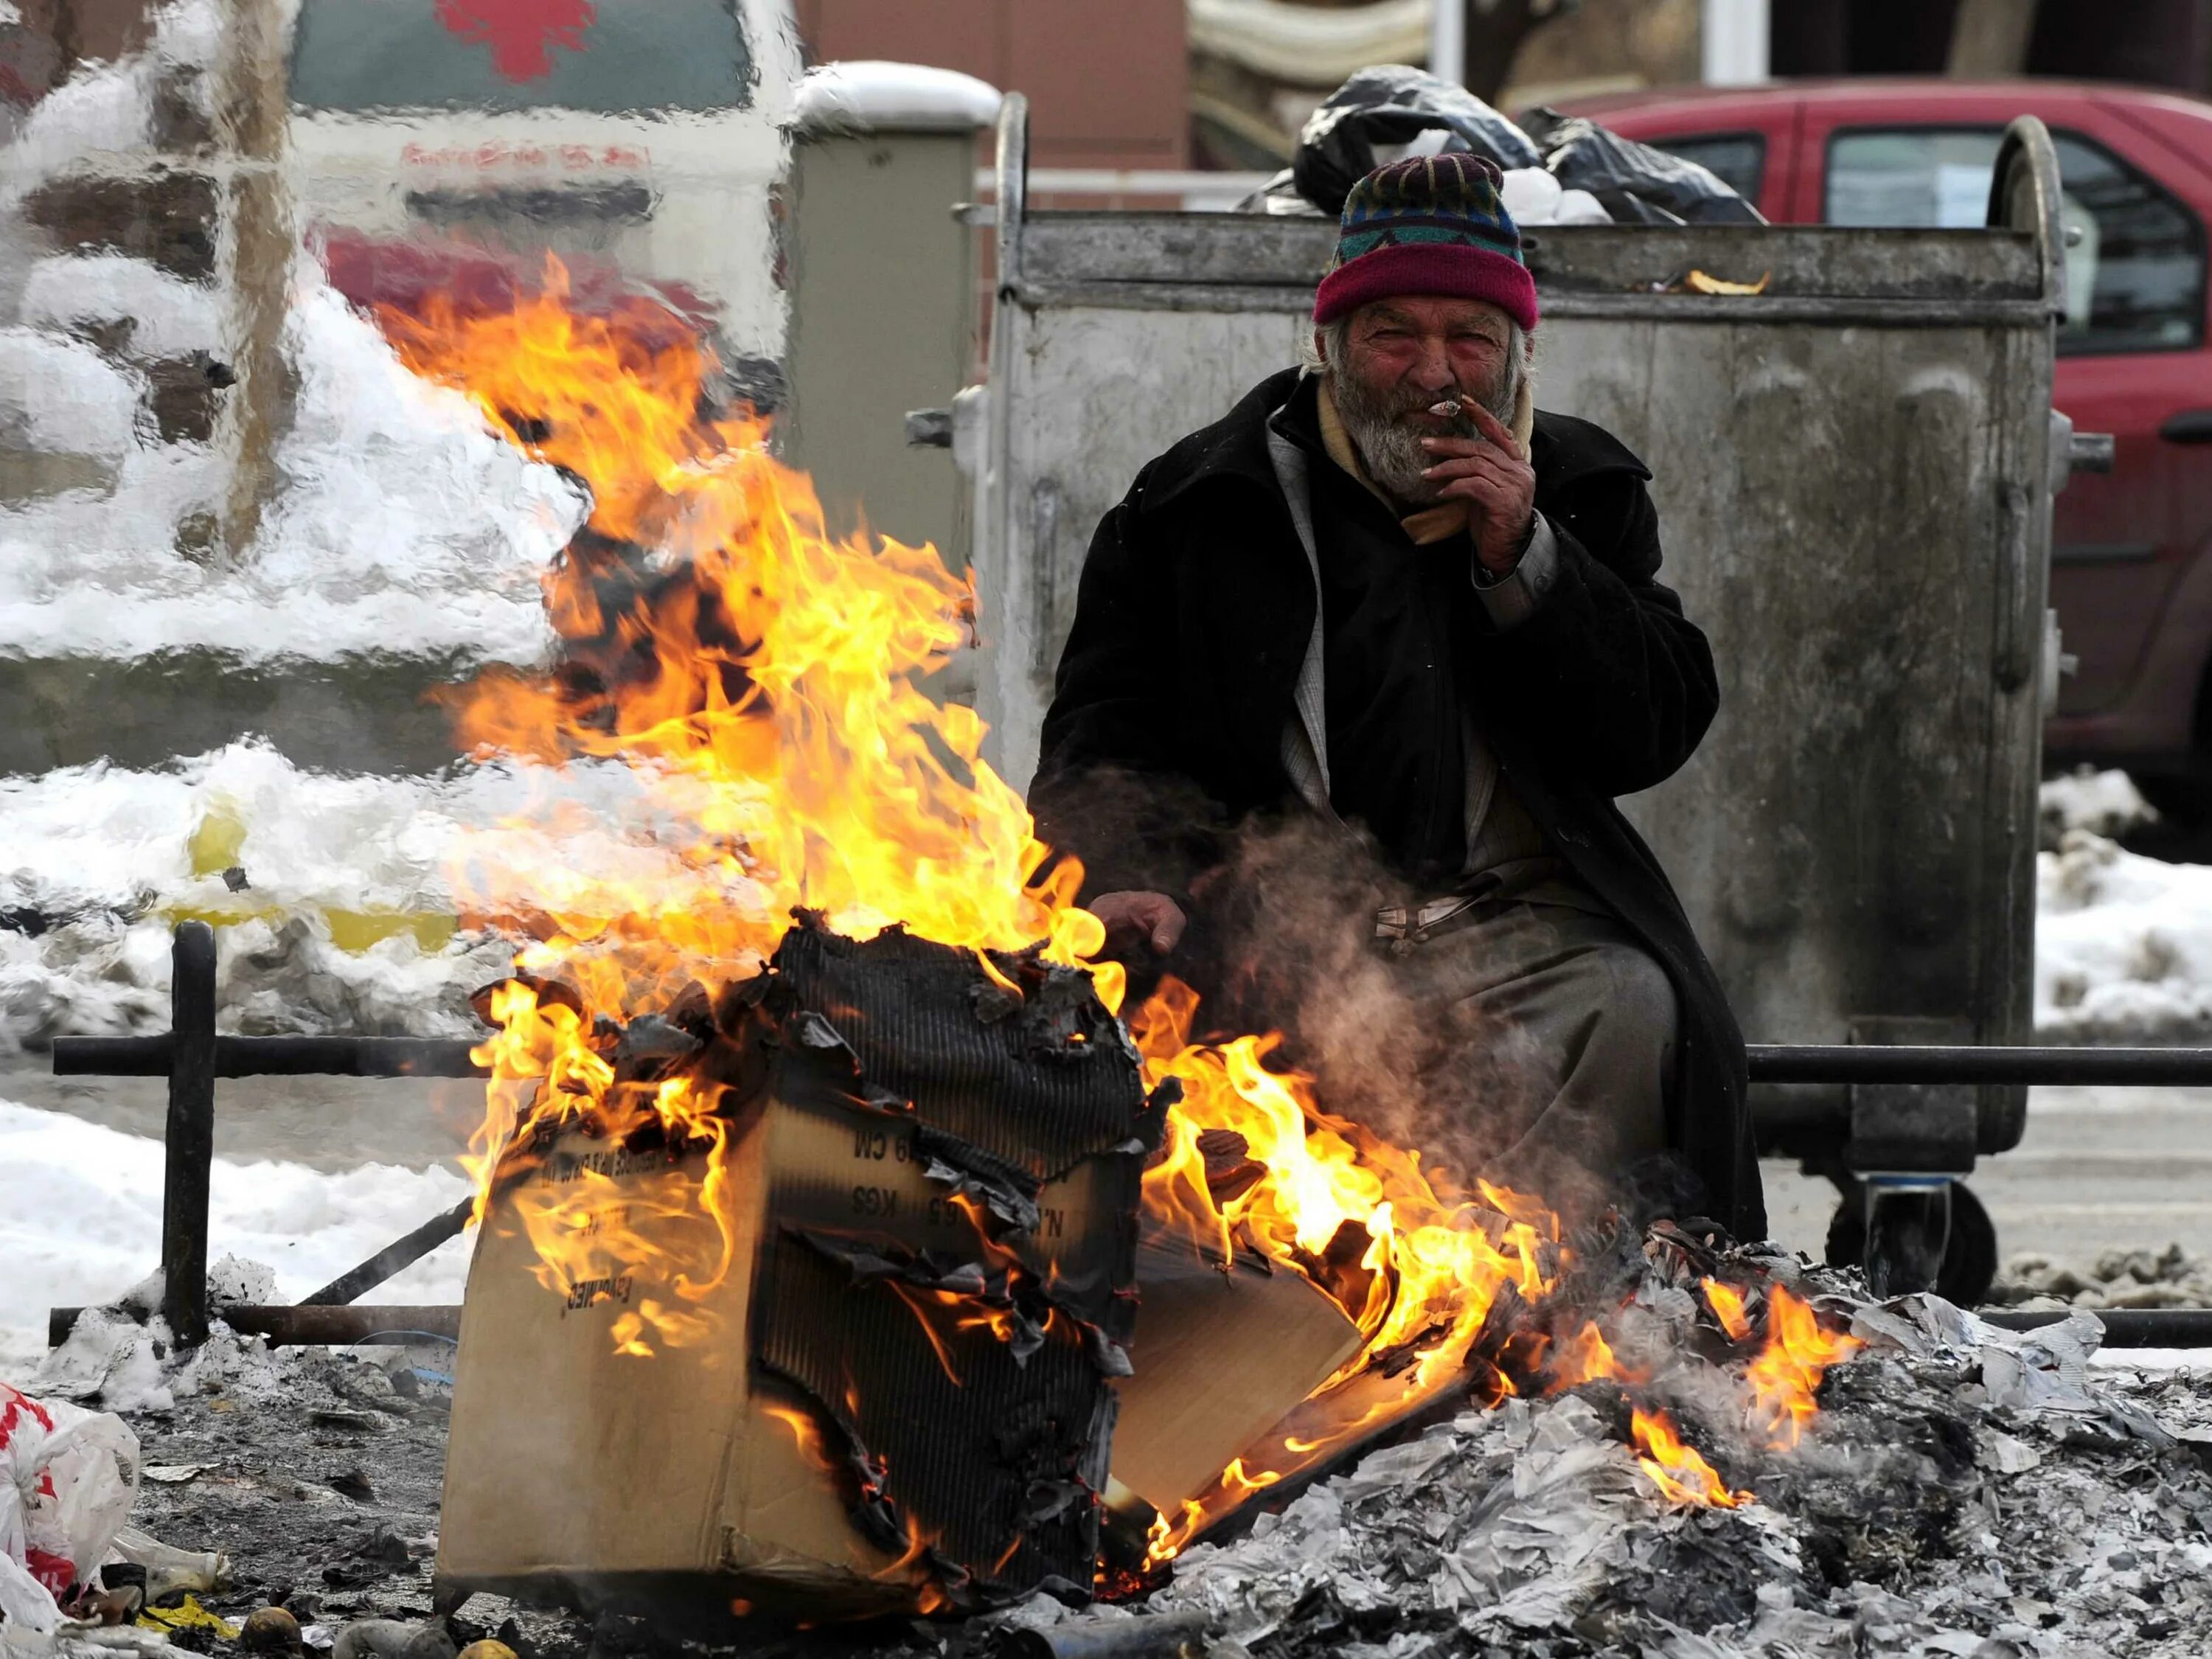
top-left (1329, 365), bottom-right (1515, 509)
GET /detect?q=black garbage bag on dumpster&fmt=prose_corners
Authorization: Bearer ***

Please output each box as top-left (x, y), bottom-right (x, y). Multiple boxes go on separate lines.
top-left (1520, 106), bottom-right (1764, 225)
top-left (1286, 64), bottom-right (1543, 215)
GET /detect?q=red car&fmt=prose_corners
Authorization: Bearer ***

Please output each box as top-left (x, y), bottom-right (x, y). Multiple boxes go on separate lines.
top-left (1560, 80), bottom-right (2212, 808)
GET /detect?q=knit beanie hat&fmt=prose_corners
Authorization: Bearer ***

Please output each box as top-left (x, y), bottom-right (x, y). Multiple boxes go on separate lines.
top-left (1312, 153), bottom-right (1539, 333)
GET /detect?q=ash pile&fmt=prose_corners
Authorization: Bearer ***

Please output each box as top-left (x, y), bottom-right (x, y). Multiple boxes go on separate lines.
top-left (1113, 1245), bottom-right (2212, 1659)
top-left (18, 1239), bottom-right (2212, 1659)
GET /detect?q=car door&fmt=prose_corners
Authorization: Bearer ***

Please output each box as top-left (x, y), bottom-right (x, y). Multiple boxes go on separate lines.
top-left (1813, 116), bottom-right (2212, 737)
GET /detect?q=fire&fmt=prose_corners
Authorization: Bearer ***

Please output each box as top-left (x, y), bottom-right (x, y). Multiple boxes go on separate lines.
top-left (763, 1403), bottom-right (836, 1473)
top-left (375, 259), bottom-right (1110, 1355)
top-left (1550, 1320), bottom-right (1641, 1388)
top-left (1702, 1277), bottom-right (1753, 1343)
top-left (366, 261), bottom-right (1862, 1592)
top-left (376, 258), bottom-right (1107, 1019)
top-left (1631, 1408), bottom-right (1748, 1509)
top-left (1127, 978), bottom-right (1565, 1545)
top-left (1745, 1286), bottom-right (1863, 1449)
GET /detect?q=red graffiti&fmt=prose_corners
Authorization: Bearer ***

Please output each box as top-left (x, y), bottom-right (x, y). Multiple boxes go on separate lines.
top-left (435, 0), bottom-right (598, 83)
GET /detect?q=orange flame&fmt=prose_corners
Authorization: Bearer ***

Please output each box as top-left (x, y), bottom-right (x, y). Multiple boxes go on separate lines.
top-left (1125, 978), bottom-right (1567, 1552)
top-left (763, 1403), bottom-right (837, 1474)
top-left (380, 259), bottom-right (1110, 1001)
top-left (1701, 1277), bottom-right (1753, 1343)
top-left (1745, 1285), bottom-right (1863, 1449)
top-left (1550, 1320), bottom-right (1641, 1388)
top-left (1631, 1408), bottom-right (1748, 1509)
top-left (377, 259), bottom-right (1113, 1357)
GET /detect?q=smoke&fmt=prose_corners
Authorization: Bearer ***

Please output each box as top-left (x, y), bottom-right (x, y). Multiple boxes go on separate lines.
top-left (1180, 813), bottom-right (1686, 1232)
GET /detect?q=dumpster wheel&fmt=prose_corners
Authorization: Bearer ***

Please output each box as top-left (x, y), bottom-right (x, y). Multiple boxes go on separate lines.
top-left (1823, 1178), bottom-right (1997, 1305)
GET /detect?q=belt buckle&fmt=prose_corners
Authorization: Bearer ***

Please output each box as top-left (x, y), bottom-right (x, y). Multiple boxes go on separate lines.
top-left (1374, 894), bottom-right (1474, 956)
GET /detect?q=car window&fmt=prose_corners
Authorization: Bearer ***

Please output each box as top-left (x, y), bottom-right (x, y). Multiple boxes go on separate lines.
top-left (290, 0), bottom-right (755, 115)
top-left (1826, 126), bottom-right (2205, 355)
top-left (1647, 133), bottom-right (1765, 206)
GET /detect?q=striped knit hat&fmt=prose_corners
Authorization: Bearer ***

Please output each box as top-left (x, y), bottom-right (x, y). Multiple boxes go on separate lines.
top-left (1312, 153), bottom-right (1538, 333)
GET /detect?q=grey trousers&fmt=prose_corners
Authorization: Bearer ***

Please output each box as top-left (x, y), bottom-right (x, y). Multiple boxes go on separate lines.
top-left (1392, 896), bottom-right (1677, 1203)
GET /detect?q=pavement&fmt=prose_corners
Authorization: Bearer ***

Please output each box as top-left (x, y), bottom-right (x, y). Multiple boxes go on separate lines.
top-left (0, 1062), bottom-right (484, 1173)
top-left (1761, 1083), bottom-right (2212, 1269)
top-left (10, 1062), bottom-right (2209, 1275)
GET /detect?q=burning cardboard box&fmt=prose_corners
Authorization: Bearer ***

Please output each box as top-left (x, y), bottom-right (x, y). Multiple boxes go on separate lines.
top-left (438, 916), bottom-right (1172, 1618)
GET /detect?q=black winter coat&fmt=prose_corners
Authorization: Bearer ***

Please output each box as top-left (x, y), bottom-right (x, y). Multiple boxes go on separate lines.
top-left (1030, 367), bottom-right (1764, 1239)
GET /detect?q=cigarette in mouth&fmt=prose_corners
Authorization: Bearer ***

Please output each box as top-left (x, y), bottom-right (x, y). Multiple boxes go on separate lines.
top-left (1427, 398), bottom-right (1467, 419)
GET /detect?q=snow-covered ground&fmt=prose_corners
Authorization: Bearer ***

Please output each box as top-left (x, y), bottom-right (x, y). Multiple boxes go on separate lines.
top-left (0, 1098), bottom-right (471, 1381)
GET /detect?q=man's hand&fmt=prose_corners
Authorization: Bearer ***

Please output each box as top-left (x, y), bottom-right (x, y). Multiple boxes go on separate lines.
top-left (1088, 890), bottom-right (1188, 956)
top-left (1422, 403), bottom-right (1536, 576)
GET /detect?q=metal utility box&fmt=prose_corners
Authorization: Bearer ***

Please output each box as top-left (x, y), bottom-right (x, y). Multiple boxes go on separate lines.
top-left (968, 102), bottom-right (2074, 1176)
top-left (781, 63), bottom-right (1003, 561)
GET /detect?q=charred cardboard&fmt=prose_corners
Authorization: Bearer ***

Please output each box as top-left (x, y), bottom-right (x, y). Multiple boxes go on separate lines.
top-left (438, 922), bottom-right (1159, 1618)
top-left (1110, 1225), bottom-right (1365, 1516)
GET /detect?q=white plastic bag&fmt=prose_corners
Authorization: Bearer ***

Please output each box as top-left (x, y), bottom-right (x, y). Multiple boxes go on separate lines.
top-left (1500, 167), bottom-right (1615, 228)
top-left (0, 1383), bottom-right (141, 1630)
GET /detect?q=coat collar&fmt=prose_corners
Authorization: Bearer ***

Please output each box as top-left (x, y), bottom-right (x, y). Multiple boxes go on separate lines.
top-left (1135, 366), bottom-right (1653, 521)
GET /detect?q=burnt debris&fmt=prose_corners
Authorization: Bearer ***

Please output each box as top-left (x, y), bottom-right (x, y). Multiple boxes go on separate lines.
top-left (445, 914), bottom-right (1172, 1617)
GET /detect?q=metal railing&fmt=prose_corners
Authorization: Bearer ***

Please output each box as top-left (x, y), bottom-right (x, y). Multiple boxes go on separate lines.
top-left (43, 922), bottom-right (2212, 1351)
top-left (47, 922), bottom-right (479, 1349)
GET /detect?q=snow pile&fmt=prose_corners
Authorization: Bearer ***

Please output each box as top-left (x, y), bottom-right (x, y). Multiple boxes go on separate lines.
top-left (10, 757), bottom-right (2212, 1046)
top-left (0, 331), bottom-right (141, 461)
top-left (0, 740), bottom-right (777, 1045)
top-left (1994, 1244), bottom-right (2212, 1313)
top-left (2037, 821), bottom-right (2212, 1039)
top-left (16, 257), bottom-right (225, 361)
top-left (2041, 765), bottom-right (2159, 849)
top-left (1, 0), bottom-right (579, 668)
top-left (0, 285), bottom-right (578, 666)
top-left (0, 1099), bottom-right (472, 1380)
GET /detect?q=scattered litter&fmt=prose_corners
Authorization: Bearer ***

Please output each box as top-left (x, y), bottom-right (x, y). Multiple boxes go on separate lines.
top-left (237, 1606), bottom-right (301, 1654)
top-left (131, 1472), bottom-right (203, 1489)
top-left (106, 1530), bottom-right (224, 1604)
top-left (1683, 269), bottom-right (1773, 296)
top-left (307, 1413), bottom-right (384, 1435)
top-left (1128, 1258), bottom-right (2212, 1659)
top-left (328, 1618), bottom-right (453, 1659)
top-left (0, 1381), bottom-right (140, 1643)
top-left (133, 1596), bottom-right (237, 1640)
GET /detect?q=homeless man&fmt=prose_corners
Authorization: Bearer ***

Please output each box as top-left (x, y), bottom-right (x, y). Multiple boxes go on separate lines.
top-left (1027, 153), bottom-right (1764, 1239)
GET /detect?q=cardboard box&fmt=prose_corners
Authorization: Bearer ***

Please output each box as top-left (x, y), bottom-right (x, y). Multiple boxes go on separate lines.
top-left (1110, 1225), bottom-right (1364, 1516)
top-left (437, 922), bottom-right (1155, 1618)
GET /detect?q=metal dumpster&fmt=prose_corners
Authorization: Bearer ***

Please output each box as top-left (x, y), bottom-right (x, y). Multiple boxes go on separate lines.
top-left (966, 100), bottom-right (2084, 1270)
